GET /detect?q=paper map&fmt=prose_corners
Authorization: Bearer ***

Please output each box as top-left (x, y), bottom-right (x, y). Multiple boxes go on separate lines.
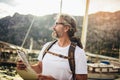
top-left (17, 50), bottom-right (38, 80)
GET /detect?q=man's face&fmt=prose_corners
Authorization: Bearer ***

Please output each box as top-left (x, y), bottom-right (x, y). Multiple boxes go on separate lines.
top-left (52, 18), bottom-right (65, 39)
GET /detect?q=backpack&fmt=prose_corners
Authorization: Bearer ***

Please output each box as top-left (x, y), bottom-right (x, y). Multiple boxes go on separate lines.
top-left (42, 40), bottom-right (76, 80)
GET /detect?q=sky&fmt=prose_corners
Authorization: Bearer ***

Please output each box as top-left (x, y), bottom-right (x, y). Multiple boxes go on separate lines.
top-left (0, 0), bottom-right (120, 18)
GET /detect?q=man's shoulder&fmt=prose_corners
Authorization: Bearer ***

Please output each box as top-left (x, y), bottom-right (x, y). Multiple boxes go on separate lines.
top-left (42, 42), bottom-right (51, 49)
top-left (43, 40), bottom-right (57, 48)
top-left (75, 46), bottom-right (85, 54)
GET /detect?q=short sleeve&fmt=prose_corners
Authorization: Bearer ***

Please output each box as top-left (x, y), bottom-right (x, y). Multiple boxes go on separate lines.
top-left (75, 46), bottom-right (88, 74)
top-left (37, 42), bottom-right (51, 61)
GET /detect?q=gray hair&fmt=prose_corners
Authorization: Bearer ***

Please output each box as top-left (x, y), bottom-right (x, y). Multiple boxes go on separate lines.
top-left (56, 14), bottom-right (83, 49)
top-left (56, 14), bottom-right (77, 37)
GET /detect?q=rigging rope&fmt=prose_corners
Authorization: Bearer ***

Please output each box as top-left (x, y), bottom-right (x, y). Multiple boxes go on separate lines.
top-left (20, 0), bottom-right (63, 49)
top-left (20, 17), bottom-right (35, 49)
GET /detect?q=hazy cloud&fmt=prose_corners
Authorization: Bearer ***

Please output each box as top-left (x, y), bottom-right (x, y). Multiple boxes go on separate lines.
top-left (0, 0), bottom-right (17, 6)
top-left (0, 0), bottom-right (120, 18)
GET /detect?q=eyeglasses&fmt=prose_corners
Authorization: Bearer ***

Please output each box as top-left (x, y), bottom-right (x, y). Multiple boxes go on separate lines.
top-left (55, 22), bottom-right (64, 26)
top-left (54, 22), bottom-right (71, 27)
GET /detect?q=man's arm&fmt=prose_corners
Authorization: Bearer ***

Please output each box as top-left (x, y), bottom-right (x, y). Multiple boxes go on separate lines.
top-left (31, 61), bottom-right (42, 74)
top-left (76, 74), bottom-right (87, 80)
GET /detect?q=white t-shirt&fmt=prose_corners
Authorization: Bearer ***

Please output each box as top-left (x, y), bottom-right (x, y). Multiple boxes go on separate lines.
top-left (37, 41), bottom-right (87, 80)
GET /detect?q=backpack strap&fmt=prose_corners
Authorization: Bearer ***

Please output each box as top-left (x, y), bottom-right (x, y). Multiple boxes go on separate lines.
top-left (42, 40), bottom-right (57, 59)
top-left (42, 40), bottom-right (76, 80)
top-left (68, 42), bottom-right (76, 80)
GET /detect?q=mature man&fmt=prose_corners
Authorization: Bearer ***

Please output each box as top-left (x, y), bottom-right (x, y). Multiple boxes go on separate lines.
top-left (17, 13), bottom-right (87, 80)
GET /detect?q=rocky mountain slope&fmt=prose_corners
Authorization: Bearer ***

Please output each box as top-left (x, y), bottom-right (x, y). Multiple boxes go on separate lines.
top-left (0, 11), bottom-right (119, 57)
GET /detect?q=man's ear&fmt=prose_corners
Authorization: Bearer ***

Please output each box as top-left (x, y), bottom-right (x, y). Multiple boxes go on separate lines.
top-left (64, 26), bottom-right (70, 32)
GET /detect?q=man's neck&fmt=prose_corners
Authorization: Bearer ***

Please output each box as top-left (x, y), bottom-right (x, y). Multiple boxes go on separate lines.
top-left (57, 38), bottom-right (71, 47)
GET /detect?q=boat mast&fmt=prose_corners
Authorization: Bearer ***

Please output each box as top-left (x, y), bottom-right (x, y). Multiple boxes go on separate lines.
top-left (60, 0), bottom-right (62, 14)
top-left (81, 0), bottom-right (90, 49)
top-left (29, 38), bottom-right (33, 53)
top-left (119, 45), bottom-right (120, 62)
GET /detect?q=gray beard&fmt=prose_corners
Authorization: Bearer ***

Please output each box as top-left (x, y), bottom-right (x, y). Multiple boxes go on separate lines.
top-left (52, 30), bottom-right (63, 39)
top-left (52, 31), bottom-right (58, 39)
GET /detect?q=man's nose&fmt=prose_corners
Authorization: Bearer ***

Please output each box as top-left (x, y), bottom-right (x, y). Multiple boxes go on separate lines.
top-left (52, 25), bottom-right (56, 30)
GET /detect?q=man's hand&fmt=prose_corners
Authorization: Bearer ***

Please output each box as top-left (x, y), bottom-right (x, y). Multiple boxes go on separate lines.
top-left (16, 60), bottom-right (26, 70)
top-left (37, 74), bottom-right (56, 80)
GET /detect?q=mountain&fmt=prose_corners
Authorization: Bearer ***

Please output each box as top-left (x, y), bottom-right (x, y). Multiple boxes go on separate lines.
top-left (87, 11), bottom-right (120, 57)
top-left (0, 11), bottom-right (119, 58)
